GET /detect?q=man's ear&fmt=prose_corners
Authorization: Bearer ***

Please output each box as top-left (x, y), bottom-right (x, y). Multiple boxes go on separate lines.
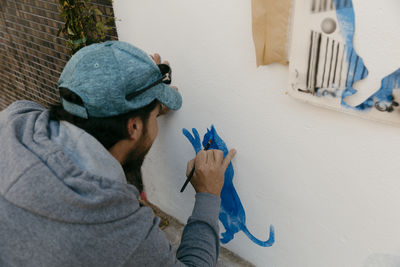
top-left (127, 117), bottom-right (143, 141)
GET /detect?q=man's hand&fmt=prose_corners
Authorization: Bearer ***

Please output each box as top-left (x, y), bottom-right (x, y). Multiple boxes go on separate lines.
top-left (149, 53), bottom-right (163, 65)
top-left (186, 149), bottom-right (237, 196)
top-left (150, 53), bottom-right (178, 116)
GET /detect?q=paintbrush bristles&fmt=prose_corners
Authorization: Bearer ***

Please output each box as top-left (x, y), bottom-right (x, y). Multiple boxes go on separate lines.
top-left (204, 139), bottom-right (212, 149)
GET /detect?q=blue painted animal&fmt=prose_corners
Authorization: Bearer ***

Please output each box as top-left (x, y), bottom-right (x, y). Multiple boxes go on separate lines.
top-left (182, 125), bottom-right (275, 247)
top-left (333, 0), bottom-right (400, 111)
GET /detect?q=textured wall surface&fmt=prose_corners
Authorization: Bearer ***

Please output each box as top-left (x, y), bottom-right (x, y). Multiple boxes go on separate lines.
top-left (0, 0), bottom-right (117, 109)
top-left (114, 1), bottom-right (400, 266)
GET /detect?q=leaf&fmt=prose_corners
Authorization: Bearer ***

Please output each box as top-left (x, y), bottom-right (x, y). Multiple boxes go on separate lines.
top-left (71, 36), bottom-right (87, 44)
top-left (58, 0), bottom-right (115, 55)
top-left (67, 27), bottom-right (74, 35)
top-left (94, 8), bottom-right (102, 16)
top-left (106, 17), bottom-right (115, 23)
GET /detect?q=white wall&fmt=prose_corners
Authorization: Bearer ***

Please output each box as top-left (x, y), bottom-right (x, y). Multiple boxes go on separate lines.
top-left (113, 1), bottom-right (400, 266)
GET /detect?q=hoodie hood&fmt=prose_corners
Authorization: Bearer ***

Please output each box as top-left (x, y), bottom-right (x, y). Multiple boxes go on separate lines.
top-left (0, 101), bottom-right (139, 224)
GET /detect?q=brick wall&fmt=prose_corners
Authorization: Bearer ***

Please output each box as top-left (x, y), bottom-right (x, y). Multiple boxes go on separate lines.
top-left (0, 0), bottom-right (118, 109)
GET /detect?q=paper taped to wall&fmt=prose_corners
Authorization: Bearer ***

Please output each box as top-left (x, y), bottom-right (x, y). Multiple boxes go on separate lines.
top-left (251, 0), bottom-right (292, 66)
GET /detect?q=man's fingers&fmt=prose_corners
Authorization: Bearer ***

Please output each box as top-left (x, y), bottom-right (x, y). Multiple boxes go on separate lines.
top-left (206, 150), bottom-right (215, 164)
top-left (213, 150), bottom-right (223, 163)
top-left (196, 150), bottom-right (207, 166)
top-left (152, 53), bottom-right (161, 64)
top-left (222, 149), bottom-right (237, 169)
top-left (150, 54), bottom-right (170, 66)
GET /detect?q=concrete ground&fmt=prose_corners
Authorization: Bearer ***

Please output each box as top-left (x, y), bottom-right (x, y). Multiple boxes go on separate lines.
top-left (147, 202), bottom-right (254, 267)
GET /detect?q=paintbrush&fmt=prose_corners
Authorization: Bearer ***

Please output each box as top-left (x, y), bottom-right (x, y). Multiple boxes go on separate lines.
top-left (180, 139), bottom-right (212, 193)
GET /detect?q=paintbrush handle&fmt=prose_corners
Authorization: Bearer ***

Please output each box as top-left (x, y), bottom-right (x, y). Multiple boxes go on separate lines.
top-left (180, 140), bottom-right (212, 193)
top-left (180, 166), bottom-right (195, 192)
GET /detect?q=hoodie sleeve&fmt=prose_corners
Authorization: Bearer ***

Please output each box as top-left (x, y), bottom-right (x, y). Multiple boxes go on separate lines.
top-left (122, 193), bottom-right (220, 267)
top-left (176, 193), bottom-right (221, 266)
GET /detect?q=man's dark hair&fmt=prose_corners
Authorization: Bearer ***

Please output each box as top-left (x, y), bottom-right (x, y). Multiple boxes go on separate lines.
top-left (49, 88), bottom-right (158, 150)
top-left (49, 88), bottom-right (159, 192)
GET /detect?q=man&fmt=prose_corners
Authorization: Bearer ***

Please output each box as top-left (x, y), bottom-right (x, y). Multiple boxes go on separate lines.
top-left (0, 41), bottom-right (236, 266)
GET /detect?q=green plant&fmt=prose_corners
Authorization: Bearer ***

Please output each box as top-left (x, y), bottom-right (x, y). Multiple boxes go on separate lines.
top-left (57, 0), bottom-right (115, 55)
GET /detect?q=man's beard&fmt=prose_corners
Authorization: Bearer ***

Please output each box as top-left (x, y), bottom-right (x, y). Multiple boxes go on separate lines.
top-left (122, 135), bottom-right (152, 193)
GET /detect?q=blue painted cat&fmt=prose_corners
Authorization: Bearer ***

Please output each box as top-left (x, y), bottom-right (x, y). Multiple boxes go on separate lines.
top-left (182, 125), bottom-right (275, 247)
top-left (333, 0), bottom-right (400, 111)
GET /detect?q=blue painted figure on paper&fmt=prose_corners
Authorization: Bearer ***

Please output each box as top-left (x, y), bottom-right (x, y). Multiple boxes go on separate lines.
top-left (333, 0), bottom-right (400, 111)
top-left (182, 126), bottom-right (275, 247)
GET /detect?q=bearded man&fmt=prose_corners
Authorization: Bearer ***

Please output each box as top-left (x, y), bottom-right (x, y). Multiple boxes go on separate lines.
top-left (0, 41), bottom-right (236, 267)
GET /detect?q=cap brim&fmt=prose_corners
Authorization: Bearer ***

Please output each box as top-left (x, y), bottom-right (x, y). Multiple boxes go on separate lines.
top-left (156, 83), bottom-right (182, 110)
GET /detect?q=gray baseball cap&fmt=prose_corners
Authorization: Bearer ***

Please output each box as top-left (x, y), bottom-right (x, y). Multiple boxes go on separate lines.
top-left (58, 41), bottom-right (182, 118)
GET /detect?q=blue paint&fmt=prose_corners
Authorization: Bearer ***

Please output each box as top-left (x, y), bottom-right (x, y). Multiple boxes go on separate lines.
top-left (333, 0), bottom-right (400, 111)
top-left (183, 126), bottom-right (275, 247)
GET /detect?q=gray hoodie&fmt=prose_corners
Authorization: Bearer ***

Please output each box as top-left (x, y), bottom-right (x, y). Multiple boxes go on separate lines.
top-left (0, 101), bottom-right (220, 267)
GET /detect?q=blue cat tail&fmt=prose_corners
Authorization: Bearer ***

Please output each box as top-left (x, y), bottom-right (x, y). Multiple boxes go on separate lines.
top-left (242, 224), bottom-right (275, 247)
